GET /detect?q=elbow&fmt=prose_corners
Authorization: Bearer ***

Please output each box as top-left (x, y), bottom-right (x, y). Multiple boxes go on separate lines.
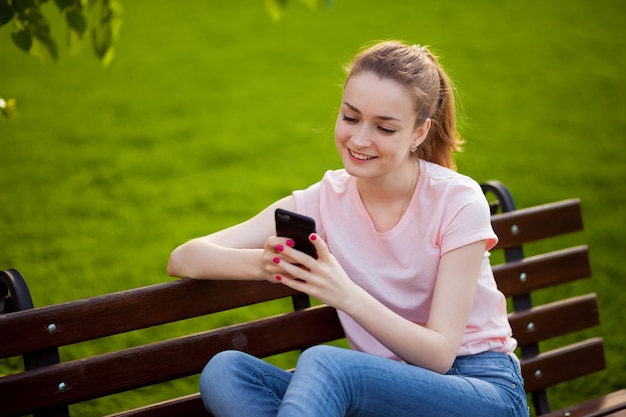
top-left (405, 339), bottom-right (458, 374)
top-left (433, 357), bottom-right (456, 374)
top-left (167, 239), bottom-right (210, 279)
top-left (435, 345), bottom-right (461, 374)
top-left (414, 355), bottom-right (454, 375)
top-left (404, 356), bottom-right (452, 375)
top-left (167, 246), bottom-right (187, 278)
top-left (166, 257), bottom-right (179, 278)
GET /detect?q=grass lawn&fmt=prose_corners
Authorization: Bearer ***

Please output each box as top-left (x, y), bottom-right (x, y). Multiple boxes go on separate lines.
top-left (1, 0), bottom-right (625, 415)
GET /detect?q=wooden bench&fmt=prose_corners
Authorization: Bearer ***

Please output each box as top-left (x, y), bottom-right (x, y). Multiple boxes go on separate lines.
top-left (1, 181), bottom-right (625, 417)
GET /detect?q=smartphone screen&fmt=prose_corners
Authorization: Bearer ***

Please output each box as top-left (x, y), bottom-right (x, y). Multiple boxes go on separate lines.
top-left (275, 208), bottom-right (318, 259)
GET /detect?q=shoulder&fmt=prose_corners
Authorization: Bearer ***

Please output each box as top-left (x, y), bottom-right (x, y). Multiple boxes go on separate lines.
top-left (297, 169), bottom-right (352, 196)
top-left (419, 160), bottom-right (484, 199)
top-left (293, 169), bottom-right (352, 209)
top-left (418, 160), bottom-right (497, 251)
top-left (293, 169), bottom-right (353, 239)
top-left (320, 169), bottom-right (352, 190)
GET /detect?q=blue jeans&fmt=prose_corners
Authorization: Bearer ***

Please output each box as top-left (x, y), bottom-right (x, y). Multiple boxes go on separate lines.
top-left (200, 345), bottom-right (529, 417)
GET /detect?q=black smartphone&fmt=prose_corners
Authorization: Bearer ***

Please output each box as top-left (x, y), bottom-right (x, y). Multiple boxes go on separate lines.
top-left (275, 208), bottom-right (318, 259)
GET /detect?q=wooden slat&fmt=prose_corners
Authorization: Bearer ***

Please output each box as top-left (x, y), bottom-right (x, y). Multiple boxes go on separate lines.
top-left (106, 393), bottom-right (207, 417)
top-left (0, 305), bottom-right (345, 417)
top-left (493, 245), bottom-right (591, 297)
top-left (0, 279), bottom-right (300, 359)
top-left (509, 294), bottom-right (599, 346)
top-left (491, 199), bottom-right (583, 249)
top-left (539, 389), bottom-right (626, 417)
top-left (521, 338), bottom-right (606, 393)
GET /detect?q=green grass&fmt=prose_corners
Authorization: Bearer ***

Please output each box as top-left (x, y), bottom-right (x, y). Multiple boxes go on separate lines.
top-left (1, 0), bottom-right (625, 415)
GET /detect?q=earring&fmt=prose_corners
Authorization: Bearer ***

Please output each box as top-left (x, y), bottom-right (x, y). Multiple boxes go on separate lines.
top-left (410, 147), bottom-right (418, 153)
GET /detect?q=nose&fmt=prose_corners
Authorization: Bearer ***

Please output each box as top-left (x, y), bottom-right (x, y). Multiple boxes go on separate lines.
top-left (351, 124), bottom-right (372, 148)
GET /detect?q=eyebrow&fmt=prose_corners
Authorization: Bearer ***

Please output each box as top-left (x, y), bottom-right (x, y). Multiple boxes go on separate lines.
top-left (342, 101), bottom-right (402, 122)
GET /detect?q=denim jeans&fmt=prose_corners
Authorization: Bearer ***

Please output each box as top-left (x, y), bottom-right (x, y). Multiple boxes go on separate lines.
top-left (200, 345), bottom-right (529, 417)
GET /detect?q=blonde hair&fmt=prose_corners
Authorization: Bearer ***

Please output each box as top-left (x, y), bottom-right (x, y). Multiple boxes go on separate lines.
top-left (344, 41), bottom-right (463, 170)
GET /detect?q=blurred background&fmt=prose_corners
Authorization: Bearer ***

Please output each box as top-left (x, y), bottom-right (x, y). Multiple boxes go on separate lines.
top-left (1, 0), bottom-right (624, 414)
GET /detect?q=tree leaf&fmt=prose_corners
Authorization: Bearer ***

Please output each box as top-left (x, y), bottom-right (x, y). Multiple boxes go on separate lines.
top-left (91, 21), bottom-right (111, 58)
top-left (29, 33), bottom-right (59, 62)
top-left (0, 0), bottom-right (15, 26)
top-left (14, 0), bottom-right (37, 14)
top-left (90, 0), bottom-right (122, 66)
top-left (66, 8), bottom-right (86, 35)
top-left (67, 25), bottom-right (84, 54)
top-left (11, 29), bottom-right (32, 52)
top-left (25, 8), bottom-right (51, 38)
top-left (54, 0), bottom-right (75, 10)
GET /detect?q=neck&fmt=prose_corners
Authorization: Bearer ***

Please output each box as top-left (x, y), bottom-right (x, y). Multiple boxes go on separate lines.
top-left (356, 158), bottom-right (419, 231)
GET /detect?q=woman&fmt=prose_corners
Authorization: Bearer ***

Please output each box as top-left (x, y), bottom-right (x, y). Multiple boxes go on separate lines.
top-left (168, 40), bottom-right (528, 417)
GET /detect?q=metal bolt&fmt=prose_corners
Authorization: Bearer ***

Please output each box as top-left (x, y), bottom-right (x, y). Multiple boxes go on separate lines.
top-left (511, 224), bottom-right (519, 235)
top-left (534, 369), bottom-right (543, 378)
top-left (527, 322), bottom-right (535, 332)
top-left (58, 382), bottom-right (67, 391)
top-left (519, 272), bottom-right (527, 282)
top-left (47, 323), bottom-right (57, 333)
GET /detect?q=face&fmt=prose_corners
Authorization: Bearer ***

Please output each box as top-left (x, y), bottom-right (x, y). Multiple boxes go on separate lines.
top-left (334, 71), bottom-right (430, 182)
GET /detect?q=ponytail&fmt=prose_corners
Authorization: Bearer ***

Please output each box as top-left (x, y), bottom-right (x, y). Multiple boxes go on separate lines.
top-left (414, 55), bottom-right (463, 170)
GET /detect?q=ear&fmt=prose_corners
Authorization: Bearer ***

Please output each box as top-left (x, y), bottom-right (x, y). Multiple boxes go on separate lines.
top-left (411, 118), bottom-right (431, 149)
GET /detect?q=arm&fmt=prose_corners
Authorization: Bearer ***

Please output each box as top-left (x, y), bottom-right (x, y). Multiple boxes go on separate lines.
top-left (349, 240), bottom-right (486, 373)
top-left (167, 196), bottom-right (297, 280)
top-left (273, 236), bottom-right (486, 373)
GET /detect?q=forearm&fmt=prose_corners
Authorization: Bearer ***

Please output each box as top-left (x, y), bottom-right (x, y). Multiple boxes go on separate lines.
top-left (167, 238), bottom-right (265, 280)
top-left (342, 287), bottom-right (458, 373)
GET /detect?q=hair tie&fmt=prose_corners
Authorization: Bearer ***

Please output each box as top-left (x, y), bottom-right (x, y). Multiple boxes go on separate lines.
top-left (412, 44), bottom-right (427, 53)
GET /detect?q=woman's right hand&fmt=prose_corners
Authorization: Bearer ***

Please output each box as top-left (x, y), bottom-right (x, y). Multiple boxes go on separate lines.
top-left (261, 235), bottom-right (300, 283)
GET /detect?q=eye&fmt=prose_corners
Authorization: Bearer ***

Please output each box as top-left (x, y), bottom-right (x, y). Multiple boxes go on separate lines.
top-left (342, 114), bottom-right (358, 123)
top-left (377, 126), bottom-right (397, 135)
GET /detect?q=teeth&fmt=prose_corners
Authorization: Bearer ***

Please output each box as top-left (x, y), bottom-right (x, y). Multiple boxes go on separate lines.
top-left (350, 150), bottom-right (374, 160)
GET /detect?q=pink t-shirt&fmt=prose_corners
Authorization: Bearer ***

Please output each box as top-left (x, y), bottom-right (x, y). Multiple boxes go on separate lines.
top-left (293, 159), bottom-right (517, 359)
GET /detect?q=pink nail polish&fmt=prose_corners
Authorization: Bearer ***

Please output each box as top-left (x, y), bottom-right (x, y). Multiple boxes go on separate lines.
top-left (310, 234), bottom-right (317, 241)
top-left (275, 244), bottom-right (284, 252)
top-left (272, 257), bottom-right (280, 264)
top-left (286, 239), bottom-right (295, 247)
top-left (275, 275), bottom-right (282, 281)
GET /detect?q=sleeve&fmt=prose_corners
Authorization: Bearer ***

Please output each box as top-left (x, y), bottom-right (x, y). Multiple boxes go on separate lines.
top-left (292, 180), bottom-right (326, 240)
top-left (438, 181), bottom-right (498, 255)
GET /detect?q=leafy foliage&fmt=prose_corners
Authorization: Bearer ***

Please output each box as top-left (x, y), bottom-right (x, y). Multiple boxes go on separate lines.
top-left (0, 0), bottom-right (329, 65)
top-left (0, 0), bottom-right (122, 66)
top-left (265, 0), bottom-right (330, 21)
top-left (0, 0), bottom-right (329, 119)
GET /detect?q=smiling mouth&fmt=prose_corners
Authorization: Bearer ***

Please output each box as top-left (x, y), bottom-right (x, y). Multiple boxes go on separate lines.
top-left (349, 149), bottom-right (376, 161)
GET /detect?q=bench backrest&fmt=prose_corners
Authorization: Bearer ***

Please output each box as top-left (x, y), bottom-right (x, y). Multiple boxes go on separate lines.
top-left (0, 275), bottom-right (343, 416)
top-left (482, 181), bottom-right (600, 415)
top-left (0, 181), bottom-right (602, 416)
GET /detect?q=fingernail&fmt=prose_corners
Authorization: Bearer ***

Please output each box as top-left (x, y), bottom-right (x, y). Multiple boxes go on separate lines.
top-left (286, 239), bottom-right (295, 247)
top-left (275, 274), bottom-right (282, 281)
top-left (310, 234), bottom-right (317, 241)
top-left (275, 244), bottom-right (284, 252)
top-left (272, 257), bottom-right (280, 264)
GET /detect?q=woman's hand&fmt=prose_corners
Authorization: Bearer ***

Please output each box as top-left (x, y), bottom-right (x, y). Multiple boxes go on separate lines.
top-left (263, 233), bottom-right (357, 309)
